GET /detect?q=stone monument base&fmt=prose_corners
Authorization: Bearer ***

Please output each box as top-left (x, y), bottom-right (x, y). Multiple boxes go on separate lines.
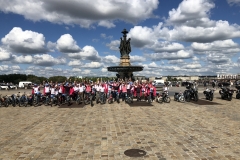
top-left (117, 72), bottom-right (133, 80)
top-left (120, 57), bottom-right (131, 66)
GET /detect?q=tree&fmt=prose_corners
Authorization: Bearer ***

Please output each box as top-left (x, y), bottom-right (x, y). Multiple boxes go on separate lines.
top-left (173, 78), bottom-right (177, 81)
top-left (167, 76), bottom-right (173, 81)
top-left (48, 76), bottom-right (67, 83)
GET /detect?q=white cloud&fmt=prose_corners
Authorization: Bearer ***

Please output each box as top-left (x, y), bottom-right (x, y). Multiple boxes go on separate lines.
top-left (33, 54), bottom-right (66, 66)
top-left (192, 39), bottom-right (240, 54)
top-left (207, 54), bottom-right (231, 64)
top-left (1, 27), bottom-right (46, 54)
top-left (128, 26), bottom-right (156, 48)
top-left (0, 65), bottom-right (10, 71)
top-left (168, 59), bottom-right (185, 64)
top-left (0, 65), bottom-right (21, 75)
top-left (13, 55), bottom-right (33, 63)
top-left (56, 34), bottom-right (80, 53)
top-left (169, 21), bottom-right (240, 42)
top-left (101, 33), bottom-right (113, 39)
top-left (192, 56), bottom-right (200, 61)
top-left (68, 60), bottom-right (82, 66)
top-left (72, 68), bottom-right (81, 72)
top-left (0, 0), bottom-right (159, 28)
top-left (101, 68), bottom-right (108, 72)
top-left (81, 69), bottom-right (91, 75)
top-left (130, 55), bottom-right (146, 63)
top-left (68, 45), bottom-right (101, 61)
top-left (146, 50), bottom-right (193, 60)
top-left (168, 0), bottom-right (215, 26)
top-left (148, 62), bottom-right (158, 68)
top-left (227, 0), bottom-right (240, 6)
top-left (103, 55), bottom-right (120, 64)
top-left (0, 47), bottom-right (12, 61)
top-left (183, 62), bottom-right (202, 69)
top-left (98, 20), bottom-right (115, 28)
top-left (12, 65), bottom-right (20, 70)
top-left (47, 41), bottom-right (56, 52)
top-left (83, 62), bottom-right (103, 69)
top-left (164, 0), bottom-right (240, 42)
top-left (106, 40), bottom-right (120, 51)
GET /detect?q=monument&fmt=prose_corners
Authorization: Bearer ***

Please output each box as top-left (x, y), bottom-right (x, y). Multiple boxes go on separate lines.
top-left (107, 29), bottom-right (143, 80)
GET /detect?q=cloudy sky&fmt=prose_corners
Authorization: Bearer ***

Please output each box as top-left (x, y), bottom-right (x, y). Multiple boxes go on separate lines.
top-left (1, 0), bottom-right (240, 78)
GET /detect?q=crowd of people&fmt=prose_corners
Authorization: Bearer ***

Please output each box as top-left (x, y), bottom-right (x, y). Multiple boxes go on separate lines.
top-left (31, 79), bottom-right (168, 104)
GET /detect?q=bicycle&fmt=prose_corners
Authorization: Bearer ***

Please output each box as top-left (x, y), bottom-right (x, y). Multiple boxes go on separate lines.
top-left (19, 92), bottom-right (29, 107)
top-left (124, 93), bottom-right (133, 104)
top-left (0, 94), bottom-right (9, 107)
top-left (44, 93), bottom-right (51, 106)
top-left (157, 90), bottom-right (171, 103)
top-left (76, 92), bottom-right (83, 105)
top-left (84, 92), bottom-right (94, 106)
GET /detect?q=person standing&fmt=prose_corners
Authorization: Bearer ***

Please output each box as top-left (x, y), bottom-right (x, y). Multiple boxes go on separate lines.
top-left (121, 82), bottom-right (127, 101)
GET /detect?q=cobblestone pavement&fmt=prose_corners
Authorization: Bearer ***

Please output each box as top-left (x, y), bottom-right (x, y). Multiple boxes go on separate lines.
top-left (0, 89), bottom-right (240, 159)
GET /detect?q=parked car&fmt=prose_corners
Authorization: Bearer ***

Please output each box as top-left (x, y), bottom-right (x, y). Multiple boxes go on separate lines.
top-left (155, 82), bottom-right (165, 87)
top-left (171, 81), bottom-right (180, 87)
top-left (0, 84), bottom-right (9, 90)
top-left (0, 83), bottom-right (17, 90)
top-left (9, 84), bottom-right (17, 89)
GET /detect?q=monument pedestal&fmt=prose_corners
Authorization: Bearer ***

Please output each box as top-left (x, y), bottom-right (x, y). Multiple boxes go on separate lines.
top-left (120, 57), bottom-right (131, 66)
top-left (118, 56), bottom-right (132, 80)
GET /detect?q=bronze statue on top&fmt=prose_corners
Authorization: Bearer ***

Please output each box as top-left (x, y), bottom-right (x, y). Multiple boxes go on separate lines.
top-left (119, 29), bottom-right (131, 57)
top-left (107, 29), bottom-right (143, 81)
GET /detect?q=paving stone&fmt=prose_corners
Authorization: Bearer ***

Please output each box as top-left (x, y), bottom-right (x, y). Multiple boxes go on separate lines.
top-left (1, 89), bottom-right (240, 159)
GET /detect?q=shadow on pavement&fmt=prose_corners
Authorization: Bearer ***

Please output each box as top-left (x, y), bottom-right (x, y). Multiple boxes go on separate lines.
top-left (128, 101), bottom-right (153, 107)
top-left (189, 98), bottom-right (222, 105)
top-left (58, 103), bottom-right (85, 108)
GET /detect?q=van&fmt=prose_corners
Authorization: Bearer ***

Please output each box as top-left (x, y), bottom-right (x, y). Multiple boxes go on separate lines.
top-left (19, 81), bottom-right (32, 88)
top-left (153, 79), bottom-right (164, 84)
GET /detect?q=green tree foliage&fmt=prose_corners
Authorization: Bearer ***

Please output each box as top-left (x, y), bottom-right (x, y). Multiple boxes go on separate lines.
top-left (0, 74), bottom-right (27, 84)
top-left (167, 76), bottom-right (173, 81)
top-left (173, 78), bottom-right (178, 81)
top-left (48, 76), bottom-right (67, 83)
top-left (26, 75), bottom-right (46, 84)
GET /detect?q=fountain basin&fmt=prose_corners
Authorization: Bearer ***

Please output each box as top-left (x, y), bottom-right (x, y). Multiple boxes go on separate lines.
top-left (107, 66), bottom-right (143, 72)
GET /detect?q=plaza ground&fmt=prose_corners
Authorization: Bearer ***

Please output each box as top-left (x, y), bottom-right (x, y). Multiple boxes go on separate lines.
top-left (0, 88), bottom-right (240, 159)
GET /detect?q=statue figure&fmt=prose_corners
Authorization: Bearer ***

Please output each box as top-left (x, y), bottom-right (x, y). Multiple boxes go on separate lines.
top-left (119, 29), bottom-right (131, 57)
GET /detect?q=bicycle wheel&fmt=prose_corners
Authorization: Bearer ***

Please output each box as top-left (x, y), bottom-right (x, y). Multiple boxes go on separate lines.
top-left (34, 98), bottom-right (39, 107)
top-left (209, 95), bottom-right (213, 101)
top-left (116, 97), bottom-right (120, 103)
top-left (147, 96), bottom-right (152, 104)
top-left (165, 97), bottom-right (171, 103)
top-left (50, 98), bottom-right (54, 107)
top-left (179, 95), bottom-right (185, 103)
top-left (228, 95), bottom-right (232, 101)
top-left (4, 100), bottom-right (9, 107)
top-left (236, 93), bottom-right (240, 99)
top-left (194, 94), bottom-right (198, 102)
top-left (108, 98), bottom-right (112, 104)
top-left (84, 97), bottom-right (89, 105)
top-left (76, 98), bottom-right (80, 105)
top-left (44, 98), bottom-right (49, 106)
top-left (186, 94), bottom-right (190, 102)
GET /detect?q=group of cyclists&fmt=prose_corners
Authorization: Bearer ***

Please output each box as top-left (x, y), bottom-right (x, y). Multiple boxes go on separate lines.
top-left (32, 79), bottom-right (159, 106)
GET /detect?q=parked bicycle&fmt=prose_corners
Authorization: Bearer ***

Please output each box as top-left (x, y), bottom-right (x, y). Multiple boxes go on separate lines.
top-left (84, 92), bottom-right (94, 106)
top-left (156, 90), bottom-right (171, 103)
top-left (0, 94), bottom-right (9, 107)
top-left (124, 93), bottom-right (133, 104)
top-left (75, 93), bottom-right (83, 105)
top-left (174, 91), bottom-right (185, 102)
